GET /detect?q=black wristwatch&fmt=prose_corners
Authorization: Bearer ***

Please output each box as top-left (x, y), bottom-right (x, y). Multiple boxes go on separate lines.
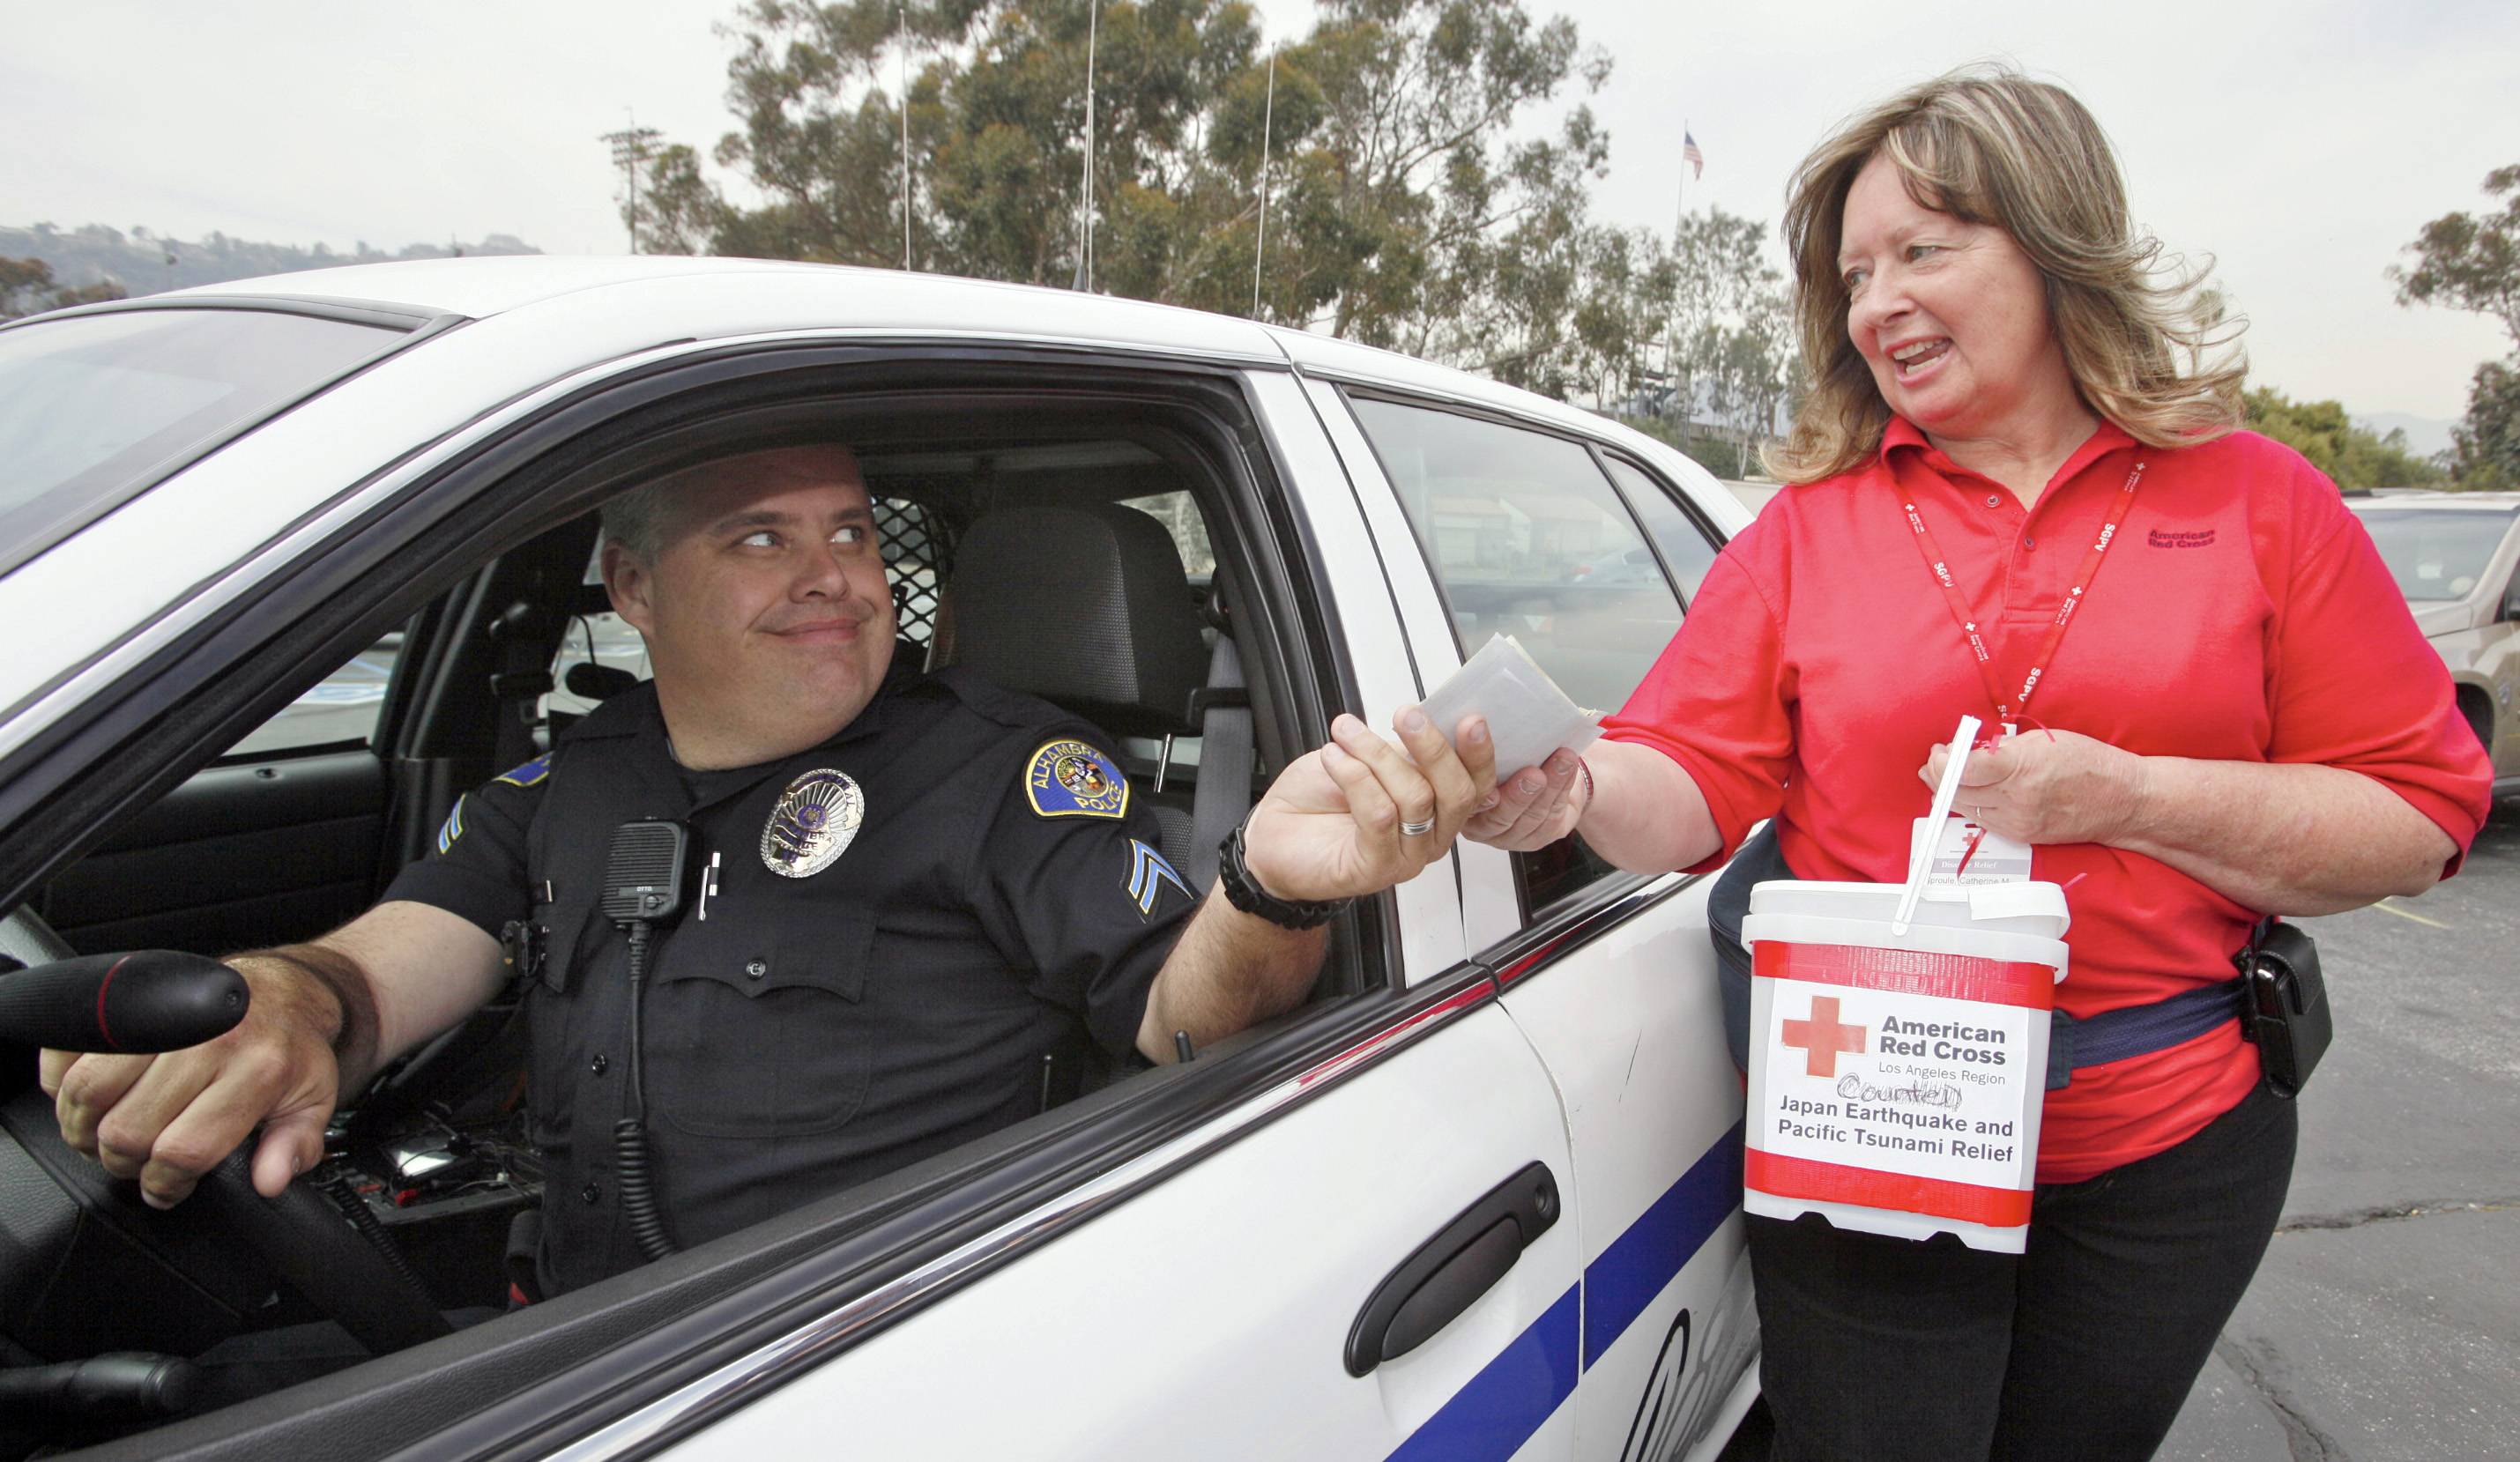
top-left (1216, 821), bottom-right (1353, 930)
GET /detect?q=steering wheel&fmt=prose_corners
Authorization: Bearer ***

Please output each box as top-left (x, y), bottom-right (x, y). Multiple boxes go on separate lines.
top-left (0, 906), bottom-right (450, 1356)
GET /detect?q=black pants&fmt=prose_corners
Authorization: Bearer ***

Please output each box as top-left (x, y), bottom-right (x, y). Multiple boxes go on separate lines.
top-left (1748, 1082), bottom-right (2296, 1462)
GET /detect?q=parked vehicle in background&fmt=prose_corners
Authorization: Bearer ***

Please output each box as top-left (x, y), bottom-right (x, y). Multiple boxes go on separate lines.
top-left (2346, 490), bottom-right (2520, 799)
top-left (1723, 480), bottom-right (1781, 517)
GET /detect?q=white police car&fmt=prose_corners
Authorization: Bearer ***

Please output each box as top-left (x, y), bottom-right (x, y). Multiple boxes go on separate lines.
top-left (0, 258), bottom-right (1758, 1460)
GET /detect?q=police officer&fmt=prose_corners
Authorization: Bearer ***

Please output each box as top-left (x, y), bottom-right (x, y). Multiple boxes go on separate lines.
top-left (41, 443), bottom-right (1498, 1296)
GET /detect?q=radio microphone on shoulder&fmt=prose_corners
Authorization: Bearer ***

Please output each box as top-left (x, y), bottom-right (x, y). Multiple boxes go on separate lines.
top-left (603, 817), bottom-right (691, 1264)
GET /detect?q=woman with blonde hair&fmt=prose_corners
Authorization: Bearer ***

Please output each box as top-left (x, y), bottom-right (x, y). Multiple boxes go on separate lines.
top-left (1468, 66), bottom-right (2489, 1458)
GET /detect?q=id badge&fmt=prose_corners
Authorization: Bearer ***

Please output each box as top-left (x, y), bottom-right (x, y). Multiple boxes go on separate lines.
top-left (1911, 814), bottom-right (2033, 886)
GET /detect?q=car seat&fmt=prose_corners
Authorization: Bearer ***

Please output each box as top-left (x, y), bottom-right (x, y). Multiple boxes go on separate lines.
top-left (940, 502), bottom-right (1217, 877)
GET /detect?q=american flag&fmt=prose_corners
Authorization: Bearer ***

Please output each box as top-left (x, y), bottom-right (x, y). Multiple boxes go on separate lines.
top-left (1683, 130), bottom-right (1705, 180)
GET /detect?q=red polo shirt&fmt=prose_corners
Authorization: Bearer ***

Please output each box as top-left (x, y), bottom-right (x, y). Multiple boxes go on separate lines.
top-left (1607, 418), bottom-right (2492, 1182)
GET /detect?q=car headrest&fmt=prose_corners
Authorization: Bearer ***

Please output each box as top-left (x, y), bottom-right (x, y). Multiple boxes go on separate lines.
top-left (947, 503), bottom-right (1208, 738)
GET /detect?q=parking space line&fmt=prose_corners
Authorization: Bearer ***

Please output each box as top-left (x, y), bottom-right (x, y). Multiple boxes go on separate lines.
top-left (2371, 899), bottom-right (2452, 930)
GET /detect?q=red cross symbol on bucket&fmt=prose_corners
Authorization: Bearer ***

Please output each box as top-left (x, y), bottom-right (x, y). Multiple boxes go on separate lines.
top-left (1780, 995), bottom-right (1868, 1078)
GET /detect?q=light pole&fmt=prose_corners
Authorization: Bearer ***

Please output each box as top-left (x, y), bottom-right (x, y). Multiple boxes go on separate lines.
top-left (601, 122), bottom-right (663, 254)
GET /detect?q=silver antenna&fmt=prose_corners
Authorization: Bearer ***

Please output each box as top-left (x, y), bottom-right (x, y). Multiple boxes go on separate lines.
top-left (1252, 48), bottom-right (1276, 317)
top-left (900, 1), bottom-right (913, 270)
top-left (1074, 0), bottom-right (1100, 291)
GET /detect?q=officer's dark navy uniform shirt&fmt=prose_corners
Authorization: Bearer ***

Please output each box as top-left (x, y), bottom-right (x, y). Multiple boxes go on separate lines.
top-left (383, 659), bottom-right (1200, 1295)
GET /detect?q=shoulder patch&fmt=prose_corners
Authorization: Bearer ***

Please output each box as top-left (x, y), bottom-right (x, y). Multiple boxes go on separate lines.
top-left (1126, 839), bottom-right (1192, 920)
top-left (1025, 739), bottom-right (1129, 820)
top-left (494, 753), bottom-right (552, 788)
top-left (435, 793), bottom-right (467, 855)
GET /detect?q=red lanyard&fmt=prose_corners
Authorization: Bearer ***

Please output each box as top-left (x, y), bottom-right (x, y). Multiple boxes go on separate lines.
top-left (1899, 459), bottom-right (2146, 723)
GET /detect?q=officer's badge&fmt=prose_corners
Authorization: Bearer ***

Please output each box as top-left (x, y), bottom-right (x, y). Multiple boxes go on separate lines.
top-left (435, 794), bottom-right (466, 855)
top-left (1026, 739), bottom-right (1129, 820)
top-left (761, 768), bottom-right (865, 878)
top-left (1125, 839), bottom-right (1191, 920)
top-left (494, 753), bottom-right (552, 788)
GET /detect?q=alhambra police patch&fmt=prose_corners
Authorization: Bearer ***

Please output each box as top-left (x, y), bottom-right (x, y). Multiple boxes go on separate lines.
top-left (494, 753), bottom-right (552, 788)
top-left (1025, 739), bottom-right (1128, 820)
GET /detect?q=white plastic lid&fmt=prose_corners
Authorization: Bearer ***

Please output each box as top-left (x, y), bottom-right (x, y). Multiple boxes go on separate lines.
top-left (1966, 881), bottom-right (2070, 926)
top-left (1746, 878), bottom-right (2071, 941)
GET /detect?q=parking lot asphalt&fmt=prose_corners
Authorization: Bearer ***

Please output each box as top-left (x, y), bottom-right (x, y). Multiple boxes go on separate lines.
top-left (2160, 803), bottom-right (2519, 1461)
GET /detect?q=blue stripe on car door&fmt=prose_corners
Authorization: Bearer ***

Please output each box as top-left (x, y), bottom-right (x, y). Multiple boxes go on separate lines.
top-left (1385, 1285), bottom-right (1582, 1462)
top-left (1580, 1123), bottom-right (1746, 1369)
top-left (1381, 1124), bottom-right (1743, 1458)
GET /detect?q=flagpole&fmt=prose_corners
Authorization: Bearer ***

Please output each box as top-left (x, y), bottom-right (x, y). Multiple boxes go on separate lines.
top-left (1665, 116), bottom-right (1687, 427)
top-left (1676, 116), bottom-right (1688, 234)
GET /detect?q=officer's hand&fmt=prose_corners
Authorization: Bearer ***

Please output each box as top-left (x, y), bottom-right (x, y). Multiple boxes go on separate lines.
top-left (1242, 708), bottom-right (1497, 903)
top-left (39, 961), bottom-right (345, 1207)
top-left (1463, 748), bottom-right (1587, 853)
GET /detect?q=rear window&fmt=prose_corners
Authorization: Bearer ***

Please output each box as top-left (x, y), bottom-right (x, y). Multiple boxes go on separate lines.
top-left (2355, 507), bottom-right (2520, 602)
top-left (1349, 396), bottom-right (1684, 715)
top-left (0, 307), bottom-right (405, 568)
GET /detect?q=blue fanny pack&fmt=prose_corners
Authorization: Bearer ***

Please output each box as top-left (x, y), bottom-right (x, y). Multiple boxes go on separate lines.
top-left (1706, 824), bottom-right (2248, 1091)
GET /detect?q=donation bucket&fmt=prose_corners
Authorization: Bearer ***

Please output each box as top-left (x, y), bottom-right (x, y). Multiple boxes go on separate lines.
top-left (1740, 879), bottom-right (2070, 1253)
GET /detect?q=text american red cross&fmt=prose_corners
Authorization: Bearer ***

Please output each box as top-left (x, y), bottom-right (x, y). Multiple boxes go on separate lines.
top-left (1780, 995), bottom-right (1868, 1078)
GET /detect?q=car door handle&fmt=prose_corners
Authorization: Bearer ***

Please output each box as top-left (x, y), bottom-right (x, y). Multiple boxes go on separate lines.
top-left (1345, 1161), bottom-right (1560, 1377)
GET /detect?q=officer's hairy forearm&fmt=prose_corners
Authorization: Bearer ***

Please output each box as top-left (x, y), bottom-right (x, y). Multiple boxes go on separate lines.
top-left (246, 901), bottom-right (509, 1088)
top-left (1136, 888), bottom-right (1327, 1064)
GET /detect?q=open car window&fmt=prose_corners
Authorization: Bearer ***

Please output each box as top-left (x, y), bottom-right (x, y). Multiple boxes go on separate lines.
top-left (0, 363), bottom-right (1381, 1458)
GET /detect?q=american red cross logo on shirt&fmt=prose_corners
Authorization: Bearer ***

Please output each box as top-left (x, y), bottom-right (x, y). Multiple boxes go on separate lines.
top-left (1780, 996), bottom-right (1868, 1078)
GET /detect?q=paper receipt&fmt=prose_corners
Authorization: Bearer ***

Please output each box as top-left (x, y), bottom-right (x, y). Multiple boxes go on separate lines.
top-left (1419, 635), bottom-right (1603, 776)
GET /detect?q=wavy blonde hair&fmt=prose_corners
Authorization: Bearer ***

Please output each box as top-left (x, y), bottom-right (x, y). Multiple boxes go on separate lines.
top-left (1765, 65), bottom-right (2245, 484)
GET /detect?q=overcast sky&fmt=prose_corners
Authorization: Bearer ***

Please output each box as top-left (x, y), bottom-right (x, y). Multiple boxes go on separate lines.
top-left (5, 0), bottom-right (2514, 425)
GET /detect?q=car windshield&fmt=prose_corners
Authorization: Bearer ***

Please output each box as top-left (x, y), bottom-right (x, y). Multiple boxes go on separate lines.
top-left (2356, 507), bottom-right (2520, 602)
top-left (0, 307), bottom-right (405, 569)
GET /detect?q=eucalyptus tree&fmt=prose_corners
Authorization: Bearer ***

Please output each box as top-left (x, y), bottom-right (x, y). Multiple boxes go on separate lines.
top-left (2393, 162), bottom-right (2520, 486)
top-left (633, 0), bottom-right (1679, 405)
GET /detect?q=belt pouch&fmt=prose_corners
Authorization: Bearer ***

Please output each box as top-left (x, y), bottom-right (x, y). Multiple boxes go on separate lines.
top-left (2237, 920), bottom-right (2329, 1099)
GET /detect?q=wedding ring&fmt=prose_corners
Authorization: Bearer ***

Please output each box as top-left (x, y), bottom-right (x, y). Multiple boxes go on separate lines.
top-left (1399, 816), bottom-right (1436, 836)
